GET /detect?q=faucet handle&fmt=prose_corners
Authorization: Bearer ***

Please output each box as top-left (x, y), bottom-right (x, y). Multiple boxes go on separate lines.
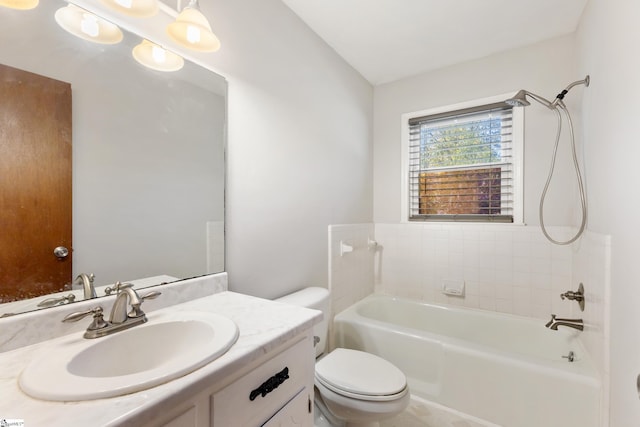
top-left (128, 291), bottom-right (162, 318)
top-left (104, 281), bottom-right (133, 295)
top-left (38, 293), bottom-right (76, 308)
top-left (560, 283), bottom-right (585, 311)
top-left (127, 290), bottom-right (162, 318)
top-left (62, 306), bottom-right (109, 331)
top-left (141, 290), bottom-right (162, 301)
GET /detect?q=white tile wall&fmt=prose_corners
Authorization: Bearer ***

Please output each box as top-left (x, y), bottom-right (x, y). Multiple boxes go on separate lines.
top-left (374, 223), bottom-right (580, 319)
top-left (328, 224), bottom-right (375, 316)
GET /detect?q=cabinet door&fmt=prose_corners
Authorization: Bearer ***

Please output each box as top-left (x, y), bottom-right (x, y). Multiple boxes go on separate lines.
top-left (262, 388), bottom-right (312, 427)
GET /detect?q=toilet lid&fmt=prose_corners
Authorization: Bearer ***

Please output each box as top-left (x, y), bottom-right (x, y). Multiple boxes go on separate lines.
top-left (315, 348), bottom-right (407, 398)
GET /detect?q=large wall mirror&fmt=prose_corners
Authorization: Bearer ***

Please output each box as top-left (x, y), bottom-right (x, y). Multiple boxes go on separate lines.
top-left (0, 1), bottom-right (226, 316)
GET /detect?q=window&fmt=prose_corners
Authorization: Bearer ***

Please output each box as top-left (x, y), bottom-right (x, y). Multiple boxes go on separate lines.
top-left (402, 95), bottom-right (523, 223)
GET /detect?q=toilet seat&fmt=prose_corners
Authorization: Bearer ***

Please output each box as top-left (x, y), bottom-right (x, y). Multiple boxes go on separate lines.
top-left (315, 348), bottom-right (407, 402)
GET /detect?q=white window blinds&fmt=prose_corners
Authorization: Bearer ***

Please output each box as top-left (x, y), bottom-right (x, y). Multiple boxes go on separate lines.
top-left (408, 102), bottom-right (514, 222)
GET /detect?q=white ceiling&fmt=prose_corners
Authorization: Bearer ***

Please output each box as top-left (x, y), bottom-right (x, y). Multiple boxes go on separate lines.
top-left (281, 0), bottom-right (589, 85)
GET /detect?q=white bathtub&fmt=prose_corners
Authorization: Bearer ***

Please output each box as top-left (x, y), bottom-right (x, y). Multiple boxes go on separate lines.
top-left (333, 294), bottom-right (601, 427)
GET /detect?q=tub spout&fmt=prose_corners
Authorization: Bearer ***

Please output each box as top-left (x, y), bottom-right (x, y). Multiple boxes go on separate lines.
top-left (545, 314), bottom-right (584, 331)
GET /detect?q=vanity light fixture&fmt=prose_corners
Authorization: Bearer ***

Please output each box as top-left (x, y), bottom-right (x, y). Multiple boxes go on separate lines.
top-left (132, 39), bottom-right (184, 72)
top-left (55, 4), bottom-right (123, 44)
top-left (166, 0), bottom-right (220, 52)
top-left (100, 0), bottom-right (159, 18)
top-left (0, 0), bottom-right (38, 10)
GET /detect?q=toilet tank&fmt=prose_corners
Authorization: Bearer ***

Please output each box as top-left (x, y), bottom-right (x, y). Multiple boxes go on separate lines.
top-left (275, 287), bottom-right (330, 357)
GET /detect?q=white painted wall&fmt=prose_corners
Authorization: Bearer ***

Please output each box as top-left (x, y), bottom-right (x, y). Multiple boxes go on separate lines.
top-left (373, 35), bottom-right (582, 227)
top-left (202, 0), bottom-right (373, 299)
top-left (576, 0), bottom-right (640, 425)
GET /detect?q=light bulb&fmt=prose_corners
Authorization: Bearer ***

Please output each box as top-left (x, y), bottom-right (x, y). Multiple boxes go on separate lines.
top-left (186, 26), bottom-right (201, 44)
top-left (166, 6), bottom-right (220, 52)
top-left (80, 13), bottom-right (99, 38)
top-left (151, 45), bottom-right (166, 63)
top-left (132, 39), bottom-right (184, 72)
top-left (55, 4), bottom-right (123, 45)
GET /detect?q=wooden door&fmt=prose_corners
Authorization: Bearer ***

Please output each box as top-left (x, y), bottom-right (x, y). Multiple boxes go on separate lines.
top-left (0, 63), bottom-right (72, 303)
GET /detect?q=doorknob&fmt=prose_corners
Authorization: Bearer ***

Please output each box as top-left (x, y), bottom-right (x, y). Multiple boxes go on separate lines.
top-left (53, 246), bottom-right (69, 259)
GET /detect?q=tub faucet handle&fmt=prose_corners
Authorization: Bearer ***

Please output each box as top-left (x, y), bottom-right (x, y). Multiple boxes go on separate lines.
top-left (560, 283), bottom-right (585, 311)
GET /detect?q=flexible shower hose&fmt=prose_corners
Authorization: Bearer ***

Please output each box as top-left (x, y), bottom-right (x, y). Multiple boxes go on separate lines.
top-left (538, 100), bottom-right (587, 245)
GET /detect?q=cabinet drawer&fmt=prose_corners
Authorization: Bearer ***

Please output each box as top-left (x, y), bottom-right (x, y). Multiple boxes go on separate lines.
top-left (213, 337), bottom-right (313, 426)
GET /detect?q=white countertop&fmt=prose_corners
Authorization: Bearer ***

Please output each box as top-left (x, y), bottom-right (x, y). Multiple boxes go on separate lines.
top-left (0, 291), bottom-right (322, 427)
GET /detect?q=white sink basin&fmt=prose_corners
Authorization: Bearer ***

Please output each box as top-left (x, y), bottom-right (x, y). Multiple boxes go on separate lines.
top-left (19, 310), bottom-right (238, 401)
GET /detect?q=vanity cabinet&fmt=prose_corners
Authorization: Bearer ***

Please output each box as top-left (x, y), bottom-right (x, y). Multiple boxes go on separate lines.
top-left (0, 290), bottom-right (322, 427)
top-left (150, 332), bottom-right (315, 427)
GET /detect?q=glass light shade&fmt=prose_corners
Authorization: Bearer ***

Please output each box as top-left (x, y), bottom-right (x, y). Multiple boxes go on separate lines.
top-left (100, 0), bottom-right (158, 18)
top-left (132, 39), bottom-right (184, 72)
top-left (55, 4), bottom-right (123, 45)
top-left (0, 0), bottom-right (39, 9)
top-left (166, 7), bottom-right (220, 52)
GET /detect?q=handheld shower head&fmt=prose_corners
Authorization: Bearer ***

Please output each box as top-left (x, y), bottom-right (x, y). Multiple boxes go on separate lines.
top-left (507, 75), bottom-right (591, 246)
top-left (505, 90), bottom-right (530, 107)
top-left (506, 89), bottom-right (556, 109)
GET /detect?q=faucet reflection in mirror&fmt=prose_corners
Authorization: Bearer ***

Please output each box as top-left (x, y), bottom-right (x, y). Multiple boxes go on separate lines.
top-left (74, 273), bottom-right (97, 299)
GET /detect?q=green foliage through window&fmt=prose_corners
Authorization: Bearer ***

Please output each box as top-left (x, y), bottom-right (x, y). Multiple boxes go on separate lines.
top-left (420, 117), bottom-right (504, 168)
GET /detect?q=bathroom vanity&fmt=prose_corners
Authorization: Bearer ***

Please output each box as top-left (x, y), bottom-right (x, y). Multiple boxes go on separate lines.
top-left (0, 282), bottom-right (321, 426)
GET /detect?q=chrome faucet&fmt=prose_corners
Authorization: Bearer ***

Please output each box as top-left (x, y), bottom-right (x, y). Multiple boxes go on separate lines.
top-left (545, 314), bottom-right (584, 331)
top-left (74, 273), bottom-right (97, 299)
top-left (62, 282), bottom-right (161, 339)
top-left (109, 282), bottom-right (145, 324)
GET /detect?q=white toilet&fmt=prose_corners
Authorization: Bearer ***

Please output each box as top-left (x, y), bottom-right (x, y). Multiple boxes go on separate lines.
top-left (276, 287), bottom-right (410, 427)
